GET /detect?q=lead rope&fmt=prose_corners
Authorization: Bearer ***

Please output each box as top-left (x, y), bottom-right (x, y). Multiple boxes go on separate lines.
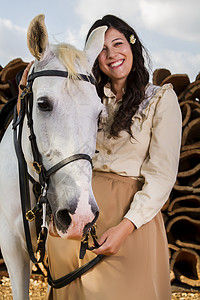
top-left (47, 224), bottom-right (105, 289)
top-left (79, 224), bottom-right (100, 259)
top-left (47, 254), bottom-right (105, 289)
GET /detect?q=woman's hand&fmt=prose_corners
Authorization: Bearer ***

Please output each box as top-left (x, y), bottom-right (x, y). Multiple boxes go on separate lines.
top-left (17, 61), bottom-right (34, 114)
top-left (92, 218), bottom-right (135, 256)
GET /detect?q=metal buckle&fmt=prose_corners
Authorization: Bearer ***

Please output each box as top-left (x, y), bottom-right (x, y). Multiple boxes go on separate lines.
top-left (20, 86), bottom-right (32, 100)
top-left (36, 250), bottom-right (41, 261)
top-left (32, 161), bottom-right (42, 174)
top-left (25, 210), bottom-right (35, 222)
top-left (37, 232), bottom-right (43, 245)
top-left (90, 223), bottom-right (98, 239)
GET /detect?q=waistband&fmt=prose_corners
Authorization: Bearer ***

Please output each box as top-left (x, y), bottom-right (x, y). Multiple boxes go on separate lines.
top-left (92, 170), bottom-right (140, 187)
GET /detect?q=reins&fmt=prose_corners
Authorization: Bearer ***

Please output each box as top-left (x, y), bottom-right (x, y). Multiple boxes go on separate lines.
top-left (12, 67), bottom-right (104, 287)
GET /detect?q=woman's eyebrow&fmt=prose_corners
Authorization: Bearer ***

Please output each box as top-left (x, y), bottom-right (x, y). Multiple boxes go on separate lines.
top-left (112, 38), bottom-right (123, 42)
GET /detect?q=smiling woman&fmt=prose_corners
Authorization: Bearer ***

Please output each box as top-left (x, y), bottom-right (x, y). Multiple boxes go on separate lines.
top-left (47, 14), bottom-right (182, 300)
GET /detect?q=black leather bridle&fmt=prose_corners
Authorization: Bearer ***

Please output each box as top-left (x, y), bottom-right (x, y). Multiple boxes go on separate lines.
top-left (12, 67), bottom-right (104, 288)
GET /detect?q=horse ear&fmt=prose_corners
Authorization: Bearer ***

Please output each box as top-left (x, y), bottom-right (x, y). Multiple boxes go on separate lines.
top-left (84, 26), bottom-right (107, 70)
top-left (27, 14), bottom-right (49, 61)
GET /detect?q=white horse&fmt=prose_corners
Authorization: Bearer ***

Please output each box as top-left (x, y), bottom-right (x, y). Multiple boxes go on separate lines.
top-left (0, 14), bottom-right (106, 300)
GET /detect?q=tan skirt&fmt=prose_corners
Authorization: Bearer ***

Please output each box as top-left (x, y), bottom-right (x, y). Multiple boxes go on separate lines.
top-left (47, 171), bottom-right (171, 300)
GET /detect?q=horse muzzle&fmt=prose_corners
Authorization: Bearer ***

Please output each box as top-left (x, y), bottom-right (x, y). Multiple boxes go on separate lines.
top-left (48, 208), bottom-right (99, 240)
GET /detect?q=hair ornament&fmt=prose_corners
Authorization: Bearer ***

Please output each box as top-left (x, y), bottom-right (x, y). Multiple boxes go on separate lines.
top-left (130, 34), bottom-right (136, 45)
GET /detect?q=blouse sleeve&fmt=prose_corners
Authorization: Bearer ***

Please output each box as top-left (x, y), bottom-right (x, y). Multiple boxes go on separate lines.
top-left (124, 87), bottom-right (182, 229)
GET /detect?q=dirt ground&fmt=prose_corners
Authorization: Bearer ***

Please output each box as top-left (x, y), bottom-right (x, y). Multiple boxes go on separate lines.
top-left (0, 275), bottom-right (200, 299)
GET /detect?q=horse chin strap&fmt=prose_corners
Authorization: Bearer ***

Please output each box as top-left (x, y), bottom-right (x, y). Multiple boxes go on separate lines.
top-left (13, 68), bottom-right (104, 287)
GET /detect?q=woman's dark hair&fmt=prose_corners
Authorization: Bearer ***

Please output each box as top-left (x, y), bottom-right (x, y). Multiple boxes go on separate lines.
top-left (85, 14), bottom-right (151, 137)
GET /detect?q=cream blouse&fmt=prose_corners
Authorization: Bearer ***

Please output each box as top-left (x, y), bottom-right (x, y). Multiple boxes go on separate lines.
top-left (93, 82), bottom-right (182, 229)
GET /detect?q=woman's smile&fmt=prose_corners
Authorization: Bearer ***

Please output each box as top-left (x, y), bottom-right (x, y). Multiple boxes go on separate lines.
top-left (108, 59), bottom-right (124, 68)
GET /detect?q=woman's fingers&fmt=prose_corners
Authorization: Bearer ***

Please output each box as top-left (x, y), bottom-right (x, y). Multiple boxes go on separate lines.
top-left (92, 229), bottom-right (117, 256)
top-left (92, 219), bottom-right (135, 256)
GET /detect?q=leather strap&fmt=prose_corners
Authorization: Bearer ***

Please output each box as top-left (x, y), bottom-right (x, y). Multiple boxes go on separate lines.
top-left (46, 154), bottom-right (93, 177)
top-left (13, 105), bottom-right (46, 264)
top-left (28, 70), bottom-right (96, 85)
top-left (47, 254), bottom-right (104, 289)
top-left (26, 90), bottom-right (48, 185)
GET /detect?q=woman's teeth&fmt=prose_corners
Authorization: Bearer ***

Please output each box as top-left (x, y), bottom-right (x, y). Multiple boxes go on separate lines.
top-left (110, 59), bottom-right (123, 68)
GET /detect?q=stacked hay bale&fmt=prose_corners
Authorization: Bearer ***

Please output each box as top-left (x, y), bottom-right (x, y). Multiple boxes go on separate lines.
top-left (153, 69), bottom-right (200, 290)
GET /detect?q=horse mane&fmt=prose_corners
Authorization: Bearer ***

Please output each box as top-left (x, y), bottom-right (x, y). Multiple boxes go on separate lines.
top-left (57, 43), bottom-right (90, 80)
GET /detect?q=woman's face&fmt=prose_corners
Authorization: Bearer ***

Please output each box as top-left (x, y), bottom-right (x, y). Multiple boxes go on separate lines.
top-left (98, 27), bottom-right (133, 84)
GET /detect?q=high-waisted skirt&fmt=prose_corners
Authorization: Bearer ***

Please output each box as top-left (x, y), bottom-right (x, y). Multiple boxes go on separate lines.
top-left (47, 171), bottom-right (171, 300)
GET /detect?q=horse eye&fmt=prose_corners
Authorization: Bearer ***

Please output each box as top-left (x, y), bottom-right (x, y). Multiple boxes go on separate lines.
top-left (37, 97), bottom-right (52, 111)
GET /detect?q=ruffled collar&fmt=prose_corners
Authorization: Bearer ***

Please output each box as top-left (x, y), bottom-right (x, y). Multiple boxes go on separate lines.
top-left (131, 83), bottom-right (173, 132)
top-left (99, 81), bottom-right (173, 132)
top-left (100, 82), bottom-right (169, 127)
top-left (134, 83), bottom-right (160, 119)
top-left (100, 82), bottom-right (125, 124)
top-left (103, 81), bottom-right (126, 102)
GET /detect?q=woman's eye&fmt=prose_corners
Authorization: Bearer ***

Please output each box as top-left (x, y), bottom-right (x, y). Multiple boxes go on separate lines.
top-left (37, 97), bottom-right (52, 111)
top-left (114, 42), bottom-right (122, 47)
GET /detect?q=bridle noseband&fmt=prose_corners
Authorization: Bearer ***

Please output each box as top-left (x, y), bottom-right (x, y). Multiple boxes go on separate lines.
top-left (13, 67), bottom-right (104, 288)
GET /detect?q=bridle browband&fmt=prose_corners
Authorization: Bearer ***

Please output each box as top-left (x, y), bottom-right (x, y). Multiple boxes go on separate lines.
top-left (27, 69), bottom-right (96, 85)
top-left (12, 67), bottom-right (104, 288)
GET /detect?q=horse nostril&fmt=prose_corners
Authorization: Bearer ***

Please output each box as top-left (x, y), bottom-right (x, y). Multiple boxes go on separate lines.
top-left (56, 209), bottom-right (72, 229)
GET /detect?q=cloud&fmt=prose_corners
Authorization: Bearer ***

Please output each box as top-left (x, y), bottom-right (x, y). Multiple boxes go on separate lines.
top-left (75, 0), bottom-right (141, 23)
top-left (1, 1), bottom-right (199, 83)
top-left (71, 0), bottom-right (200, 82)
top-left (73, 0), bottom-right (142, 38)
top-left (65, 0), bottom-right (144, 50)
top-left (0, 18), bottom-right (32, 67)
top-left (64, 23), bottom-right (90, 50)
top-left (74, 0), bottom-right (200, 43)
top-left (151, 49), bottom-right (200, 82)
top-left (139, 0), bottom-right (200, 42)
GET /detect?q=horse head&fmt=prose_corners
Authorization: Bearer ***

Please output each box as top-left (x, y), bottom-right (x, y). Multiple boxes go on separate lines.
top-left (25, 15), bottom-right (106, 240)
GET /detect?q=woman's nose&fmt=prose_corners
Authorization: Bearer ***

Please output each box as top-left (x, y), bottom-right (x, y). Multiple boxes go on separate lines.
top-left (107, 47), bottom-right (116, 58)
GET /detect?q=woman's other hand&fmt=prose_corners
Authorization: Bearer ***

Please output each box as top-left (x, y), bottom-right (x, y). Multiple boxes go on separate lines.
top-left (92, 218), bottom-right (135, 256)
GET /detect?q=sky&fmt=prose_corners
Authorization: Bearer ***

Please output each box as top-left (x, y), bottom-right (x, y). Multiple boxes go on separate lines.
top-left (0, 0), bottom-right (200, 83)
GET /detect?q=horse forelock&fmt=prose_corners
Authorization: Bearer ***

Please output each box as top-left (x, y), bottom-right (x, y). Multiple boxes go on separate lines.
top-left (57, 43), bottom-right (91, 80)
top-left (35, 43), bottom-right (93, 87)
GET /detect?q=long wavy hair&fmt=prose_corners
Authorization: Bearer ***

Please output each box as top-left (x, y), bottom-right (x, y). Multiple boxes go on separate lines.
top-left (85, 15), bottom-right (151, 137)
